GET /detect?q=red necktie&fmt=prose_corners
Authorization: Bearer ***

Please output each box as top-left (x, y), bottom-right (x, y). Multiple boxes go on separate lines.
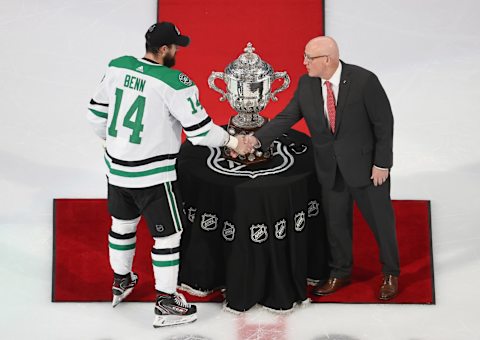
top-left (325, 81), bottom-right (336, 133)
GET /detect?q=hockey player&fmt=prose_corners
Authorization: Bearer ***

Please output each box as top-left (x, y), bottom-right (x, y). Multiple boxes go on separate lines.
top-left (87, 22), bottom-right (252, 327)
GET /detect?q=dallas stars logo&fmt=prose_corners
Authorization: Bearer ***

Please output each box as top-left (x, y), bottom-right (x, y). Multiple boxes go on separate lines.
top-left (179, 73), bottom-right (193, 86)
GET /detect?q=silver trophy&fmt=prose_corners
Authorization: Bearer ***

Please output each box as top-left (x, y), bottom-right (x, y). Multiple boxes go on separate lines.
top-left (208, 42), bottom-right (290, 164)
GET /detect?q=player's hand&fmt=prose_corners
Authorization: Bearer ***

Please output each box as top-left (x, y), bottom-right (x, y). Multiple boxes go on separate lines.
top-left (232, 135), bottom-right (253, 156)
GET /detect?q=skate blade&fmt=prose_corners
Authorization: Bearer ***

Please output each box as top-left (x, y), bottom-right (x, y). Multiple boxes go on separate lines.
top-left (152, 314), bottom-right (197, 328)
top-left (112, 287), bottom-right (134, 308)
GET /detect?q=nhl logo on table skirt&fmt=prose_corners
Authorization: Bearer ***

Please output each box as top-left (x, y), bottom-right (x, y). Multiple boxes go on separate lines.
top-left (275, 219), bottom-right (287, 240)
top-left (250, 224), bottom-right (268, 243)
top-left (222, 221), bottom-right (236, 241)
top-left (307, 200), bottom-right (320, 217)
top-left (200, 213), bottom-right (218, 231)
top-left (294, 211), bottom-right (306, 232)
top-left (187, 207), bottom-right (197, 223)
top-left (207, 140), bottom-right (294, 178)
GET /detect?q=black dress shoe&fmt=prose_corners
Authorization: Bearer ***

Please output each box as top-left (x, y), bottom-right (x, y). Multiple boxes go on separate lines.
top-left (312, 277), bottom-right (351, 296)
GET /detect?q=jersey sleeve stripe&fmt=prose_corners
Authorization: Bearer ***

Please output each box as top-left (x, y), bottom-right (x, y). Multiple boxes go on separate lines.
top-left (189, 130), bottom-right (209, 138)
top-left (184, 119), bottom-right (213, 138)
top-left (90, 99), bottom-right (109, 107)
top-left (183, 117), bottom-right (211, 131)
top-left (88, 108), bottom-right (108, 119)
top-left (106, 149), bottom-right (179, 167)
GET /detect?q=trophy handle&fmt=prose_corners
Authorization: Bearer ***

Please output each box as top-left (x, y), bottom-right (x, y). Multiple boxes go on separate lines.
top-left (270, 72), bottom-right (291, 102)
top-left (208, 72), bottom-right (227, 101)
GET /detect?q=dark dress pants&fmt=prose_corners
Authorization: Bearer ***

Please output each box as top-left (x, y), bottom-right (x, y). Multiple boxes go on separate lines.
top-left (320, 168), bottom-right (400, 278)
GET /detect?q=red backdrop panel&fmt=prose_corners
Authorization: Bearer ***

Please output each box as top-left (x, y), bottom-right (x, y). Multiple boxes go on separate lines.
top-left (157, 0), bottom-right (324, 133)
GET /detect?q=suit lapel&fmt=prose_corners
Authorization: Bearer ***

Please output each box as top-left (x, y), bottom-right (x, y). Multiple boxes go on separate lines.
top-left (334, 61), bottom-right (351, 135)
top-left (310, 77), bottom-right (329, 131)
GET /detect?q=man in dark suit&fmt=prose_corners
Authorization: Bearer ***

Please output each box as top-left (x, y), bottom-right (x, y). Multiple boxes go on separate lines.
top-left (248, 36), bottom-right (400, 300)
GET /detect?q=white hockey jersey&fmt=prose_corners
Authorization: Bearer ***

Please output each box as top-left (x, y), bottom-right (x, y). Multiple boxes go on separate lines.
top-left (87, 56), bottom-right (228, 188)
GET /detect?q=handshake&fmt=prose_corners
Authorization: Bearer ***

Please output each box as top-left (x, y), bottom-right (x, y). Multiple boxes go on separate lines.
top-left (229, 134), bottom-right (260, 158)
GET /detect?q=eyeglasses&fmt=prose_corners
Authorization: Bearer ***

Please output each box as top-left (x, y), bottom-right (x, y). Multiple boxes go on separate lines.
top-left (304, 53), bottom-right (329, 62)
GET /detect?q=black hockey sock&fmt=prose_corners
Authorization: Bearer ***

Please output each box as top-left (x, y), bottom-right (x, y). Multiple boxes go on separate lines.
top-left (114, 272), bottom-right (130, 280)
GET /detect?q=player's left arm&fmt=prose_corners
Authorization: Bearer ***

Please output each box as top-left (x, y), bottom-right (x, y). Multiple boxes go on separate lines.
top-left (87, 74), bottom-right (110, 140)
top-left (168, 85), bottom-right (230, 147)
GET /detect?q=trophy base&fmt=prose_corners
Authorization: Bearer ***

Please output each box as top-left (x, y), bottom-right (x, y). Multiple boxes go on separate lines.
top-left (224, 116), bottom-right (272, 165)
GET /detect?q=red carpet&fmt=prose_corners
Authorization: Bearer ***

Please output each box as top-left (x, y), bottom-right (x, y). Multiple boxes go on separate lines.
top-left (309, 200), bottom-right (435, 304)
top-left (52, 199), bottom-right (434, 304)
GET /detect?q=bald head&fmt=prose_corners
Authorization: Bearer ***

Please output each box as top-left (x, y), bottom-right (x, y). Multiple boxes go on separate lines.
top-left (306, 36), bottom-right (339, 60)
top-left (304, 36), bottom-right (340, 79)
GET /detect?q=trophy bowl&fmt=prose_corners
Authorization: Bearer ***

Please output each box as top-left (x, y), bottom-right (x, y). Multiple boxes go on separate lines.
top-left (208, 42), bottom-right (290, 164)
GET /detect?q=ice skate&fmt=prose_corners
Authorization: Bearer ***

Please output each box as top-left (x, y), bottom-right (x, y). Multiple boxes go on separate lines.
top-left (153, 292), bottom-right (197, 327)
top-left (112, 272), bottom-right (138, 307)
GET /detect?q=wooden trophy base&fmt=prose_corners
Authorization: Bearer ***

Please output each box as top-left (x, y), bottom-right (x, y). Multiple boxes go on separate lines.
top-left (224, 116), bottom-right (272, 165)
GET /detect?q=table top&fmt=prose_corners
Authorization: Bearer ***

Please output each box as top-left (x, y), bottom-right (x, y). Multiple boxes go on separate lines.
top-left (178, 129), bottom-right (314, 186)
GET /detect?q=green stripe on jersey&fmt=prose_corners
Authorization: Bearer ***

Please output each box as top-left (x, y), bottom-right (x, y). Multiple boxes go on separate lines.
top-left (152, 259), bottom-right (180, 267)
top-left (108, 56), bottom-right (195, 90)
top-left (188, 130), bottom-right (210, 138)
top-left (109, 242), bottom-right (136, 251)
top-left (104, 157), bottom-right (175, 178)
top-left (89, 108), bottom-right (108, 119)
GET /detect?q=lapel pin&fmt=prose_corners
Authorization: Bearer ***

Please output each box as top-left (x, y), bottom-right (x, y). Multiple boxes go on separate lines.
top-left (342, 80), bottom-right (347, 84)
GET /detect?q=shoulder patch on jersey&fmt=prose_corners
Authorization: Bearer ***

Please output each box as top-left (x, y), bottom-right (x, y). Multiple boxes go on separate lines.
top-left (178, 73), bottom-right (193, 86)
top-left (108, 56), bottom-right (195, 90)
top-left (153, 69), bottom-right (195, 90)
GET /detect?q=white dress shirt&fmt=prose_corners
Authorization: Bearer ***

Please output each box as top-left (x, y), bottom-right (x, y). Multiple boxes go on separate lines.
top-left (321, 62), bottom-right (342, 128)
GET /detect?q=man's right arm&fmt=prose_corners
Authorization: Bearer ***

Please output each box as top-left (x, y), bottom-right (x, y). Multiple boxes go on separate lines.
top-left (253, 81), bottom-right (303, 149)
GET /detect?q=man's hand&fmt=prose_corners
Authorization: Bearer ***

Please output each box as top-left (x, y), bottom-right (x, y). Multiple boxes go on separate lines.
top-left (245, 135), bottom-right (260, 150)
top-left (371, 166), bottom-right (389, 186)
top-left (231, 135), bottom-right (253, 156)
top-left (230, 134), bottom-right (258, 158)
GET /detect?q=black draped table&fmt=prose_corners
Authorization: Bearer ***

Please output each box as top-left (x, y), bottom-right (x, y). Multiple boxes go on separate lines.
top-left (177, 129), bottom-right (329, 312)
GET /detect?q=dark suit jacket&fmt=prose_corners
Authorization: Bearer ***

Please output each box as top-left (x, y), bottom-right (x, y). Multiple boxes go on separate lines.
top-left (256, 61), bottom-right (393, 189)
